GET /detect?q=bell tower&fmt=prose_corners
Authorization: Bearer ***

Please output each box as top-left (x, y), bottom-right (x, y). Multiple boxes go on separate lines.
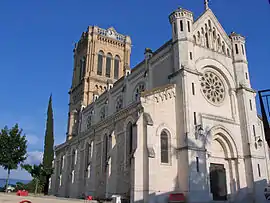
top-left (67, 26), bottom-right (132, 140)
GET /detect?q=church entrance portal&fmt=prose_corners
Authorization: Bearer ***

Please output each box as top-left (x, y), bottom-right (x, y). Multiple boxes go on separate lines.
top-left (209, 163), bottom-right (227, 201)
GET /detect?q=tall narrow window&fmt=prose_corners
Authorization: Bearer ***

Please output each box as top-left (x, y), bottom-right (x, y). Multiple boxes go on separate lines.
top-left (187, 21), bottom-right (191, 32)
top-left (129, 124), bottom-right (133, 155)
top-left (114, 55), bottom-right (120, 79)
top-left (258, 164), bottom-right (261, 177)
top-left (196, 157), bottom-right (199, 172)
top-left (227, 48), bottom-right (230, 57)
top-left (80, 56), bottom-right (86, 80)
top-left (134, 83), bottom-right (145, 101)
top-left (61, 155), bottom-right (65, 171)
top-left (87, 165), bottom-right (91, 178)
top-left (97, 51), bottom-right (104, 75)
top-left (190, 52), bottom-right (193, 60)
top-left (192, 83), bottom-right (195, 95)
top-left (205, 33), bottom-right (209, 48)
top-left (104, 134), bottom-right (108, 165)
top-left (253, 125), bottom-right (256, 137)
top-left (245, 72), bottom-right (248, 79)
top-left (85, 142), bottom-right (92, 178)
top-left (88, 143), bottom-right (92, 164)
top-left (106, 53), bottom-right (112, 77)
top-left (90, 141), bottom-right (94, 158)
top-left (59, 174), bottom-right (62, 187)
top-left (126, 122), bottom-right (133, 165)
top-left (71, 150), bottom-right (76, 171)
top-left (222, 42), bottom-right (225, 54)
top-left (161, 130), bottom-right (169, 164)
top-left (235, 44), bottom-right (239, 54)
top-left (180, 20), bottom-right (183, 31)
top-left (74, 149), bottom-right (77, 165)
top-left (249, 99), bottom-right (252, 111)
top-left (174, 22), bottom-right (177, 34)
top-left (194, 112), bottom-right (197, 125)
top-left (241, 44), bottom-right (245, 55)
top-left (71, 170), bottom-right (75, 183)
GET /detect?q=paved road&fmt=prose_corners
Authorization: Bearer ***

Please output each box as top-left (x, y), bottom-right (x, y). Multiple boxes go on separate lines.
top-left (0, 193), bottom-right (91, 203)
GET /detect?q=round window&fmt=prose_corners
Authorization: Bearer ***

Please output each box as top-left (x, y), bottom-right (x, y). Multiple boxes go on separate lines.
top-left (200, 71), bottom-right (225, 104)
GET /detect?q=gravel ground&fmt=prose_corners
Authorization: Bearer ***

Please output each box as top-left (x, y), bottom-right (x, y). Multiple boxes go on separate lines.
top-left (0, 193), bottom-right (94, 203)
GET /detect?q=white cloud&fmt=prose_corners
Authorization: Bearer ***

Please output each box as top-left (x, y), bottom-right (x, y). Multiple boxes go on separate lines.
top-left (26, 134), bottom-right (39, 145)
top-left (25, 151), bottom-right (43, 165)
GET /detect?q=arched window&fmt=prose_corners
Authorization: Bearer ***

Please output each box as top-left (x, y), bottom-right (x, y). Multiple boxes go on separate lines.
top-left (97, 51), bottom-right (104, 75)
top-left (134, 83), bottom-right (145, 101)
top-left (160, 130), bottom-right (169, 164)
top-left (114, 55), bottom-right (120, 79)
top-left (106, 53), bottom-right (112, 77)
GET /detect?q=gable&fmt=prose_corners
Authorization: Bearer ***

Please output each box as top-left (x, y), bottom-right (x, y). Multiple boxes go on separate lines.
top-left (193, 9), bottom-right (232, 56)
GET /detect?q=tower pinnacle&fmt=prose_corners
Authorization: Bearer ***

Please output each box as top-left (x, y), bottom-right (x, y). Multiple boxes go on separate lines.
top-left (204, 0), bottom-right (209, 10)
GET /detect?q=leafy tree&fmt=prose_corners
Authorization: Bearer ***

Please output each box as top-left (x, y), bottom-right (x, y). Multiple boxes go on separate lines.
top-left (0, 124), bottom-right (27, 192)
top-left (42, 95), bottom-right (55, 195)
top-left (21, 164), bottom-right (43, 194)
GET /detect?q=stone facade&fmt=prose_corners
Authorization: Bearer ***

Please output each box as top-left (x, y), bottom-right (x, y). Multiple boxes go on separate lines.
top-left (50, 4), bottom-right (270, 203)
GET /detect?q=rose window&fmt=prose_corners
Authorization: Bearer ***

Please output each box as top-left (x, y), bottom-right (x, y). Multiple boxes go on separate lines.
top-left (201, 71), bottom-right (225, 104)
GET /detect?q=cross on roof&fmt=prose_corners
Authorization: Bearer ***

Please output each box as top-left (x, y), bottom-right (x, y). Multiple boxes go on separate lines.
top-left (204, 0), bottom-right (209, 10)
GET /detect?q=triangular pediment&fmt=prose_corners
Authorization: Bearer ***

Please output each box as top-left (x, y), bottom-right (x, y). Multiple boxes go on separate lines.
top-left (193, 9), bottom-right (232, 53)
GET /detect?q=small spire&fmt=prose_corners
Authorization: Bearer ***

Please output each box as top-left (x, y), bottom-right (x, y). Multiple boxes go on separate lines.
top-left (204, 0), bottom-right (209, 10)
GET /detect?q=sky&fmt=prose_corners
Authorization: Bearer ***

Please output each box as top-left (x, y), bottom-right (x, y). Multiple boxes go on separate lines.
top-left (0, 0), bottom-right (269, 180)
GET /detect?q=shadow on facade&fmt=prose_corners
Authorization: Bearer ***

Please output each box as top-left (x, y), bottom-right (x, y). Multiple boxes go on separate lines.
top-left (131, 134), bottom-right (269, 203)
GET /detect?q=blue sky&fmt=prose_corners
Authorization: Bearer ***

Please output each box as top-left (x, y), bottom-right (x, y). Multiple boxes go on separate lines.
top-left (0, 0), bottom-right (269, 180)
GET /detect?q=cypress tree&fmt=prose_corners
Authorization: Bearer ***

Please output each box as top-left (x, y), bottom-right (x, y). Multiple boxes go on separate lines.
top-left (42, 94), bottom-right (54, 195)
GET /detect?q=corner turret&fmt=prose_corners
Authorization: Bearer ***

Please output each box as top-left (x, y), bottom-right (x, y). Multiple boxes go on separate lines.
top-left (169, 7), bottom-right (194, 70)
top-left (230, 32), bottom-right (250, 88)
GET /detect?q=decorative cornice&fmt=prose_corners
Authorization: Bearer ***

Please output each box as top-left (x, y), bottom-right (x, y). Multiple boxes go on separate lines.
top-left (201, 113), bottom-right (240, 126)
top-left (236, 85), bottom-right (256, 94)
top-left (233, 60), bottom-right (248, 64)
top-left (168, 65), bottom-right (201, 79)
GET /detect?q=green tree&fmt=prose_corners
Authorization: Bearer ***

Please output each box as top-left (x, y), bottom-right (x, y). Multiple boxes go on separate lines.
top-left (0, 124), bottom-right (27, 192)
top-left (42, 95), bottom-right (54, 195)
top-left (21, 164), bottom-right (43, 195)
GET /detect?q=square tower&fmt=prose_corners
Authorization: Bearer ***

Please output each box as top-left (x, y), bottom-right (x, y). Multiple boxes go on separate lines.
top-left (67, 26), bottom-right (132, 140)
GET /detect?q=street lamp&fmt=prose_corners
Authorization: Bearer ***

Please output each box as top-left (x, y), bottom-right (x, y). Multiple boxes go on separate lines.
top-left (255, 136), bottom-right (263, 148)
top-left (257, 137), bottom-right (263, 147)
top-left (195, 124), bottom-right (204, 139)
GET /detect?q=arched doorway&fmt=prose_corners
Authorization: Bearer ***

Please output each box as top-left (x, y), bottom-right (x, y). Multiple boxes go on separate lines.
top-left (207, 127), bottom-right (239, 201)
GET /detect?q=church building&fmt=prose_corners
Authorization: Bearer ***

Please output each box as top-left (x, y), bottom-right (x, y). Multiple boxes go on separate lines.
top-left (50, 2), bottom-right (270, 203)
